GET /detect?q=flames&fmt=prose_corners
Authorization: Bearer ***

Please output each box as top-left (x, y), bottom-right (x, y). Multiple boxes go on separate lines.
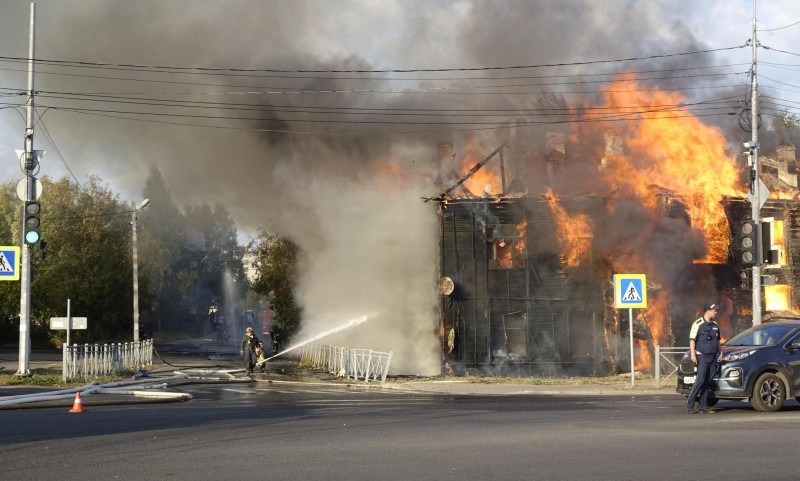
top-left (441, 73), bottom-right (775, 373)
top-left (765, 285), bottom-right (792, 312)
top-left (556, 74), bottom-right (746, 372)
top-left (546, 188), bottom-right (592, 266)
top-left (458, 135), bottom-right (503, 196)
top-left (496, 220), bottom-right (528, 269)
top-left (589, 73), bottom-right (743, 263)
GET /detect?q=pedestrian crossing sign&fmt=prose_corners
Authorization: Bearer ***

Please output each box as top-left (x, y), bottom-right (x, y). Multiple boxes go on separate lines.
top-left (613, 274), bottom-right (647, 308)
top-left (0, 246), bottom-right (20, 281)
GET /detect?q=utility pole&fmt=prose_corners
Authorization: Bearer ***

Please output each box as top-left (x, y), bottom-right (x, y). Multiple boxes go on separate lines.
top-left (748, 3), bottom-right (763, 326)
top-left (132, 198), bottom-right (150, 342)
top-left (16, 3), bottom-right (37, 376)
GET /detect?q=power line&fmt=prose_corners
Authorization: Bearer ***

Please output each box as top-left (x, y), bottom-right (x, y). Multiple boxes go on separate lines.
top-left (760, 44), bottom-right (800, 58)
top-left (759, 74), bottom-right (800, 90)
top-left (41, 96), bottom-right (736, 126)
top-left (0, 57), bottom-right (749, 82)
top-left (35, 108), bottom-right (90, 195)
top-left (758, 19), bottom-right (800, 32)
top-left (0, 44), bottom-right (747, 74)
top-left (32, 90), bottom-right (739, 117)
top-left (0, 69), bottom-right (748, 98)
top-left (50, 102), bottom-right (737, 136)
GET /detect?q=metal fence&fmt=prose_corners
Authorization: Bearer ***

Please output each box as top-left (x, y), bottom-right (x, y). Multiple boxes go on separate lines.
top-left (654, 345), bottom-right (689, 387)
top-left (62, 340), bottom-right (154, 381)
top-left (300, 344), bottom-right (393, 383)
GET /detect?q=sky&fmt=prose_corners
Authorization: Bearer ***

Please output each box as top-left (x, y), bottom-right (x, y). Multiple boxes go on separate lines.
top-left (1, 0), bottom-right (799, 374)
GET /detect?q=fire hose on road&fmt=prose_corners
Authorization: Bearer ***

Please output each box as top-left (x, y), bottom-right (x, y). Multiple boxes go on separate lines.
top-left (0, 376), bottom-right (194, 409)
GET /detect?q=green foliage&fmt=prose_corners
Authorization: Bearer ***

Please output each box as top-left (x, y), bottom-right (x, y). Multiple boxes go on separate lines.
top-left (37, 176), bottom-right (133, 341)
top-left (248, 232), bottom-right (302, 343)
top-left (0, 176), bottom-right (134, 344)
top-left (138, 167), bottom-right (189, 332)
top-left (778, 109), bottom-right (800, 129)
top-left (0, 371), bottom-right (125, 387)
top-left (0, 166), bottom-right (249, 346)
top-left (185, 201), bottom-right (245, 311)
top-left (0, 373), bottom-right (67, 386)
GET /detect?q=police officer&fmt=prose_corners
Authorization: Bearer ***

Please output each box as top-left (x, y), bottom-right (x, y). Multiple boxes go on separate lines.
top-left (686, 302), bottom-right (722, 414)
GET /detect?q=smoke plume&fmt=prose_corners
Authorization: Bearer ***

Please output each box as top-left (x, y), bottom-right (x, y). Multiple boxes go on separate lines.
top-left (0, 1), bottom-right (760, 374)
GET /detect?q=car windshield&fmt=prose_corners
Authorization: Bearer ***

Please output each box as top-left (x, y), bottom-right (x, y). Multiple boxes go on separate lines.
top-left (725, 324), bottom-right (796, 347)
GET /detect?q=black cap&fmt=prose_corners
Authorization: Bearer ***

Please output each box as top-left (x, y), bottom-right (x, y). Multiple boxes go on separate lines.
top-left (704, 303), bottom-right (718, 311)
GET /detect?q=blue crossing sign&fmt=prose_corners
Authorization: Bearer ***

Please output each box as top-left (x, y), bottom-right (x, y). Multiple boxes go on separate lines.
top-left (0, 246), bottom-right (20, 281)
top-left (613, 274), bottom-right (647, 308)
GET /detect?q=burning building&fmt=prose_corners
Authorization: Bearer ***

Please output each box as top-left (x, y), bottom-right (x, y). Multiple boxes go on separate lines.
top-left (429, 77), bottom-right (800, 377)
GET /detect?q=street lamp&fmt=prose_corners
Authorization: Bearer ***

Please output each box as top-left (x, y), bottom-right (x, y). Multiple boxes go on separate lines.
top-left (132, 198), bottom-right (150, 342)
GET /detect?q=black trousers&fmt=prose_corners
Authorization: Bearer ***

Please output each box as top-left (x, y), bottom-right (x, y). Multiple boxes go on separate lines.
top-left (687, 353), bottom-right (717, 409)
top-left (244, 350), bottom-right (257, 373)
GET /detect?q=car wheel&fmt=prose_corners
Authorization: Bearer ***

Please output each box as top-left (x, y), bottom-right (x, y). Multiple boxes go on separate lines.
top-left (706, 394), bottom-right (719, 408)
top-left (751, 373), bottom-right (785, 412)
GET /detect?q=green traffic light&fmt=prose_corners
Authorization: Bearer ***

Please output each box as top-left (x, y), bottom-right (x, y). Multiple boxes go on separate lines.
top-left (25, 230), bottom-right (40, 244)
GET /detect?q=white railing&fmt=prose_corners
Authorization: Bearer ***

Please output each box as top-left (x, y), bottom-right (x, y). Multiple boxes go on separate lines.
top-left (63, 340), bottom-right (154, 381)
top-left (300, 344), bottom-right (393, 383)
top-left (654, 345), bottom-right (689, 387)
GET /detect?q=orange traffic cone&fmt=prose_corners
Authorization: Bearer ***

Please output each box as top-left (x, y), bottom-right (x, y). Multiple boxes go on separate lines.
top-left (69, 392), bottom-right (84, 413)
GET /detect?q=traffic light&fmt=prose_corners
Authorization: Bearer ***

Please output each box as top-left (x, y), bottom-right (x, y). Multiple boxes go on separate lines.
top-left (739, 270), bottom-right (749, 290)
top-left (23, 201), bottom-right (41, 245)
top-left (741, 220), bottom-right (755, 265)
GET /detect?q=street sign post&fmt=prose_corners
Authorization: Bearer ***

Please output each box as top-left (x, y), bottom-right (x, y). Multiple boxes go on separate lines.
top-left (49, 300), bottom-right (86, 347)
top-left (49, 317), bottom-right (87, 330)
top-left (613, 274), bottom-right (648, 387)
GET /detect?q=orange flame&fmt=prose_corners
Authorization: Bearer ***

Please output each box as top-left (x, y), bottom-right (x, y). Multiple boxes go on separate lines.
top-left (545, 188), bottom-right (593, 266)
top-left (765, 285), bottom-right (793, 312)
top-left (459, 135), bottom-right (503, 196)
top-left (586, 73), bottom-right (743, 263)
top-left (635, 339), bottom-right (651, 372)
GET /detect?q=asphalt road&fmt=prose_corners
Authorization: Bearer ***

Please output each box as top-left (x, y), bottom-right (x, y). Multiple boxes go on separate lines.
top-left (2, 381), bottom-right (800, 481)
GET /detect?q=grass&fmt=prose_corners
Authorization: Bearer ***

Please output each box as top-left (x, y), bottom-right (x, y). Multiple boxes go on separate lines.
top-left (0, 368), bottom-right (131, 388)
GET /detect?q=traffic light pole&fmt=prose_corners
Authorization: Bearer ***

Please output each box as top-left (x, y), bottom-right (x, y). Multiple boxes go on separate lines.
top-left (749, 8), bottom-right (763, 326)
top-left (16, 3), bottom-right (36, 376)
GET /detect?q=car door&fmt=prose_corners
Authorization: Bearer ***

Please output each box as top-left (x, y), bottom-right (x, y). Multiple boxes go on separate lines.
top-left (787, 331), bottom-right (800, 397)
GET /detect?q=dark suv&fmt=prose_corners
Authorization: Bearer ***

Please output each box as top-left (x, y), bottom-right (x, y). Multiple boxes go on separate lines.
top-left (677, 319), bottom-right (800, 412)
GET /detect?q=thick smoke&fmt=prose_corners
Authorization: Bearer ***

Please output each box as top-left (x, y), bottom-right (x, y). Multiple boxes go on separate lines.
top-left (0, 1), bottom-right (761, 373)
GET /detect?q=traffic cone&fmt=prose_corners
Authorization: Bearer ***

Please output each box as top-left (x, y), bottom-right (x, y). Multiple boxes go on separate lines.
top-left (69, 392), bottom-right (84, 413)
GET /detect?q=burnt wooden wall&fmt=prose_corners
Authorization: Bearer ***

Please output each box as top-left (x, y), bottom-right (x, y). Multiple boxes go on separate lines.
top-left (438, 198), bottom-right (608, 376)
top-left (437, 194), bottom-right (800, 377)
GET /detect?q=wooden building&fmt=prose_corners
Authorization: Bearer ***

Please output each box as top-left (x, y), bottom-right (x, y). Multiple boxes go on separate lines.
top-left (432, 141), bottom-right (800, 377)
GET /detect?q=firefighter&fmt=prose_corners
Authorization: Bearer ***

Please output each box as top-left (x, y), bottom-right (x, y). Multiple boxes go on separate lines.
top-left (686, 302), bottom-right (722, 414)
top-left (240, 326), bottom-right (261, 375)
top-left (255, 341), bottom-right (267, 373)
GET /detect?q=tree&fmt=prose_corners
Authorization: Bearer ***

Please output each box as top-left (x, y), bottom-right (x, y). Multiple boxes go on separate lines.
top-left (0, 175), bottom-right (135, 345)
top-left (138, 166), bottom-right (190, 332)
top-left (248, 231), bottom-right (302, 345)
top-left (185, 201), bottom-right (244, 310)
top-left (0, 182), bottom-right (21, 346)
top-left (39, 176), bottom-right (135, 341)
top-left (773, 109), bottom-right (800, 148)
top-left (777, 109), bottom-right (800, 129)
top-left (0, 167), bottom-right (249, 346)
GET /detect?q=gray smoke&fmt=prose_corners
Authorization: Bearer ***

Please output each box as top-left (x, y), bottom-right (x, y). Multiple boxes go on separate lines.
top-left (0, 0), bottom-right (754, 374)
